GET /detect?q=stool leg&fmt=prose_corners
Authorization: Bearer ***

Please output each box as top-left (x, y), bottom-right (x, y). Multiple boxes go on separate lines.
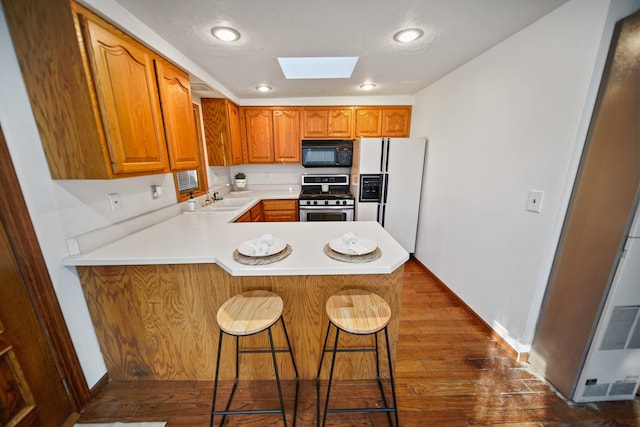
top-left (316, 322), bottom-right (332, 427)
top-left (374, 330), bottom-right (394, 426)
top-left (267, 326), bottom-right (287, 426)
top-left (280, 316), bottom-right (299, 427)
top-left (322, 326), bottom-right (340, 427)
top-left (210, 330), bottom-right (224, 427)
top-left (384, 326), bottom-right (399, 427)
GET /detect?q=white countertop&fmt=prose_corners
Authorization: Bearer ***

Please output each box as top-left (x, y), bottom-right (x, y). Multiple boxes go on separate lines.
top-left (63, 190), bottom-right (409, 276)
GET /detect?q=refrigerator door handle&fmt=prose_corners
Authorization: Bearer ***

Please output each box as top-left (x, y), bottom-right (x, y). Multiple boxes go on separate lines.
top-left (380, 203), bottom-right (386, 227)
top-left (382, 174), bottom-right (389, 204)
top-left (379, 138), bottom-right (385, 172)
top-left (384, 138), bottom-right (391, 173)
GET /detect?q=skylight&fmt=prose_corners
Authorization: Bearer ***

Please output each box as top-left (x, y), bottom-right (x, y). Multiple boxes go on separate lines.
top-left (277, 57), bottom-right (358, 79)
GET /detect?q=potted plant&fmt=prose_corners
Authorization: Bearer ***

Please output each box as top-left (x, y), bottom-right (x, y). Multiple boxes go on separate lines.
top-left (234, 172), bottom-right (247, 189)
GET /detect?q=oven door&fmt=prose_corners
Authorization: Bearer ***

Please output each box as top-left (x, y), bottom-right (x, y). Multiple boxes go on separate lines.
top-left (299, 206), bottom-right (354, 222)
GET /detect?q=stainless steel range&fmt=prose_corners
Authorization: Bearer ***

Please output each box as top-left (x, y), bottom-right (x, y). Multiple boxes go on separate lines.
top-left (298, 174), bottom-right (355, 222)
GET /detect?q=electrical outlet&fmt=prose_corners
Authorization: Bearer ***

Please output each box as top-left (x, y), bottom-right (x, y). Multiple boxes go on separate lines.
top-left (108, 193), bottom-right (121, 212)
top-left (527, 190), bottom-right (544, 213)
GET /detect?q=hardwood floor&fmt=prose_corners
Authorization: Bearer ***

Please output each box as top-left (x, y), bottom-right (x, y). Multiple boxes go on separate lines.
top-left (77, 260), bottom-right (639, 426)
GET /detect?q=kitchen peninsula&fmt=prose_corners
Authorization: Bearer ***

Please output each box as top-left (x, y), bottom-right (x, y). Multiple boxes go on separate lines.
top-left (64, 204), bottom-right (409, 381)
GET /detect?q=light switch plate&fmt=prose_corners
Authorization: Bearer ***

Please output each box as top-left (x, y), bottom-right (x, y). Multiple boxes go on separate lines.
top-left (527, 190), bottom-right (544, 213)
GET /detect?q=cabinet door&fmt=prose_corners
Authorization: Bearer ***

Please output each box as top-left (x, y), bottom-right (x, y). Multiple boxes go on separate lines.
top-left (381, 107), bottom-right (412, 137)
top-left (328, 108), bottom-right (353, 138)
top-left (202, 99), bottom-right (227, 166)
top-left (81, 14), bottom-right (168, 174)
top-left (244, 109), bottom-right (274, 163)
top-left (262, 199), bottom-right (298, 222)
top-left (227, 102), bottom-right (244, 164)
top-left (250, 203), bottom-right (264, 222)
top-left (273, 109), bottom-right (301, 163)
top-left (354, 108), bottom-right (382, 137)
top-left (234, 210), bottom-right (252, 222)
top-left (302, 109), bottom-right (328, 138)
top-left (155, 59), bottom-right (200, 170)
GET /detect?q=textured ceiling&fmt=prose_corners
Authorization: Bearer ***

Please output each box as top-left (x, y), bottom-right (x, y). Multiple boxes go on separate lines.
top-left (114, 0), bottom-right (569, 100)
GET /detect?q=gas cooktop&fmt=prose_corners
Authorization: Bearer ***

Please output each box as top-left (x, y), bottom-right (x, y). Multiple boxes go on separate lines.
top-left (299, 174), bottom-right (354, 204)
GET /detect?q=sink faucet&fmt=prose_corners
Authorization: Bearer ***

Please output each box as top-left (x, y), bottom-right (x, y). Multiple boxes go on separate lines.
top-left (213, 192), bottom-right (223, 201)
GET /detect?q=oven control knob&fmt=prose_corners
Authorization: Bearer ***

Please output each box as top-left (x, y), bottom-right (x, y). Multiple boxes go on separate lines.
top-left (324, 200), bottom-right (329, 205)
top-left (342, 200), bottom-right (347, 205)
top-left (306, 200), bottom-right (311, 205)
top-left (335, 200), bottom-right (340, 205)
top-left (313, 200), bottom-right (318, 205)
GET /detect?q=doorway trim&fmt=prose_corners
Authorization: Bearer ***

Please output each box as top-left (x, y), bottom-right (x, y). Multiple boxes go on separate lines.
top-left (0, 126), bottom-right (91, 410)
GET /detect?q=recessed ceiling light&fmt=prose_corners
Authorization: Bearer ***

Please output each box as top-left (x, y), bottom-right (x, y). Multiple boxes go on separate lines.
top-left (359, 83), bottom-right (376, 91)
top-left (210, 26), bottom-right (241, 42)
top-left (393, 28), bottom-right (424, 43)
top-left (255, 85), bottom-right (272, 92)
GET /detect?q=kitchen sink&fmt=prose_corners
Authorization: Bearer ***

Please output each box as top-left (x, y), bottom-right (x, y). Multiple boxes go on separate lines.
top-left (197, 197), bottom-right (253, 212)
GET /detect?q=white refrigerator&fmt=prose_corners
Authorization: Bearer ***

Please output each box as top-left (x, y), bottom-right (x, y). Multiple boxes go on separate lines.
top-left (350, 137), bottom-right (427, 253)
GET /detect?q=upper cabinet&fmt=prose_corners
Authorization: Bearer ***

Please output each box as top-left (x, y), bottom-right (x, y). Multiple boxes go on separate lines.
top-left (301, 107), bottom-right (353, 138)
top-left (202, 98), bottom-right (244, 166)
top-left (354, 106), bottom-right (412, 137)
top-left (154, 60), bottom-right (200, 171)
top-left (273, 109), bottom-right (301, 163)
top-left (243, 108), bottom-right (274, 163)
top-left (80, 12), bottom-right (169, 174)
top-left (3, 0), bottom-right (201, 178)
top-left (241, 107), bottom-right (301, 164)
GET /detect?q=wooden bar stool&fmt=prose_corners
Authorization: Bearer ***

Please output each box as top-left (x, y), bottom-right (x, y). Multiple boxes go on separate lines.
top-left (210, 290), bottom-right (299, 426)
top-left (316, 289), bottom-right (399, 426)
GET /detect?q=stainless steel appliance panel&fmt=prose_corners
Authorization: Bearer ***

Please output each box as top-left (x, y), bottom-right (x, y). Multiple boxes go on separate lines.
top-left (529, 11), bottom-right (640, 402)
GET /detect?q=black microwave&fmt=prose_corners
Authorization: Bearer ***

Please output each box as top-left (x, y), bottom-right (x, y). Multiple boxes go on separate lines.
top-left (301, 140), bottom-right (353, 167)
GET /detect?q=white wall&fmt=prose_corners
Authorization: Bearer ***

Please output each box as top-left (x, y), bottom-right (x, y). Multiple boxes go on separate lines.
top-left (411, 0), bottom-right (640, 353)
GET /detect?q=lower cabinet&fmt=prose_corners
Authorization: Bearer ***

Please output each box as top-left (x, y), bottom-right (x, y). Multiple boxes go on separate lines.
top-left (234, 202), bottom-right (263, 222)
top-left (262, 199), bottom-right (298, 222)
top-left (235, 200), bottom-right (298, 222)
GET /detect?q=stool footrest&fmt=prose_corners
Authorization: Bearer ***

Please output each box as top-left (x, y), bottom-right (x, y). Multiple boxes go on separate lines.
top-left (327, 407), bottom-right (397, 414)
top-left (240, 348), bottom-right (293, 354)
top-left (213, 409), bottom-right (285, 416)
top-left (323, 347), bottom-right (376, 353)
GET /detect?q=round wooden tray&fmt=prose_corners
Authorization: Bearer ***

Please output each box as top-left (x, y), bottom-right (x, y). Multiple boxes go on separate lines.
top-left (233, 244), bottom-right (292, 265)
top-left (323, 244), bottom-right (381, 263)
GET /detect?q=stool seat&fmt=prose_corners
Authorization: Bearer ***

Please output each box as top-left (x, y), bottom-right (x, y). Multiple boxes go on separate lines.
top-left (217, 290), bottom-right (283, 336)
top-left (317, 289), bottom-right (398, 426)
top-left (326, 289), bottom-right (391, 335)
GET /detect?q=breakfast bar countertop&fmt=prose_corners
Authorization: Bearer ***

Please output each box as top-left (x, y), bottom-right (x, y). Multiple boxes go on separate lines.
top-left (63, 215), bottom-right (409, 276)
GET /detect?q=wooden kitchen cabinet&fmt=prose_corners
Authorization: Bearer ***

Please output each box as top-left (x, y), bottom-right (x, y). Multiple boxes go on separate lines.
top-left (3, 0), bottom-right (201, 178)
top-left (241, 107), bottom-right (301, 164)
top-left (76, 4), bottom-right (170, 174)
top-left (234, 202), bottom-right (263, 222)
top-left (301, 107), bottom-right (353, 138)
top-left (273, 109), bottom-right (301, 162)
top-left (354, 106), bottom-right (412, 137)
top-left (243, 108), bottom-right (274, 163)
top-left (262, 199), bottom-right (298, 222)
top-left (155, 59), bottom-right (200, 170)
top-left (250, 203), bottom-right (264, 222)
top-left (202, 99), bottom-right (244, 166)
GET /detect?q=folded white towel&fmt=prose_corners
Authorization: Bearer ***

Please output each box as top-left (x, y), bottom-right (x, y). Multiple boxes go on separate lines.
top-left (249, 240), bottom-right (268, 256)
top-left (342, 232), bottom-right (369, 255)
top-left (342, 232), bottom-right (357, 245)
top-left (259, 233), bottom-right (274, 246)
